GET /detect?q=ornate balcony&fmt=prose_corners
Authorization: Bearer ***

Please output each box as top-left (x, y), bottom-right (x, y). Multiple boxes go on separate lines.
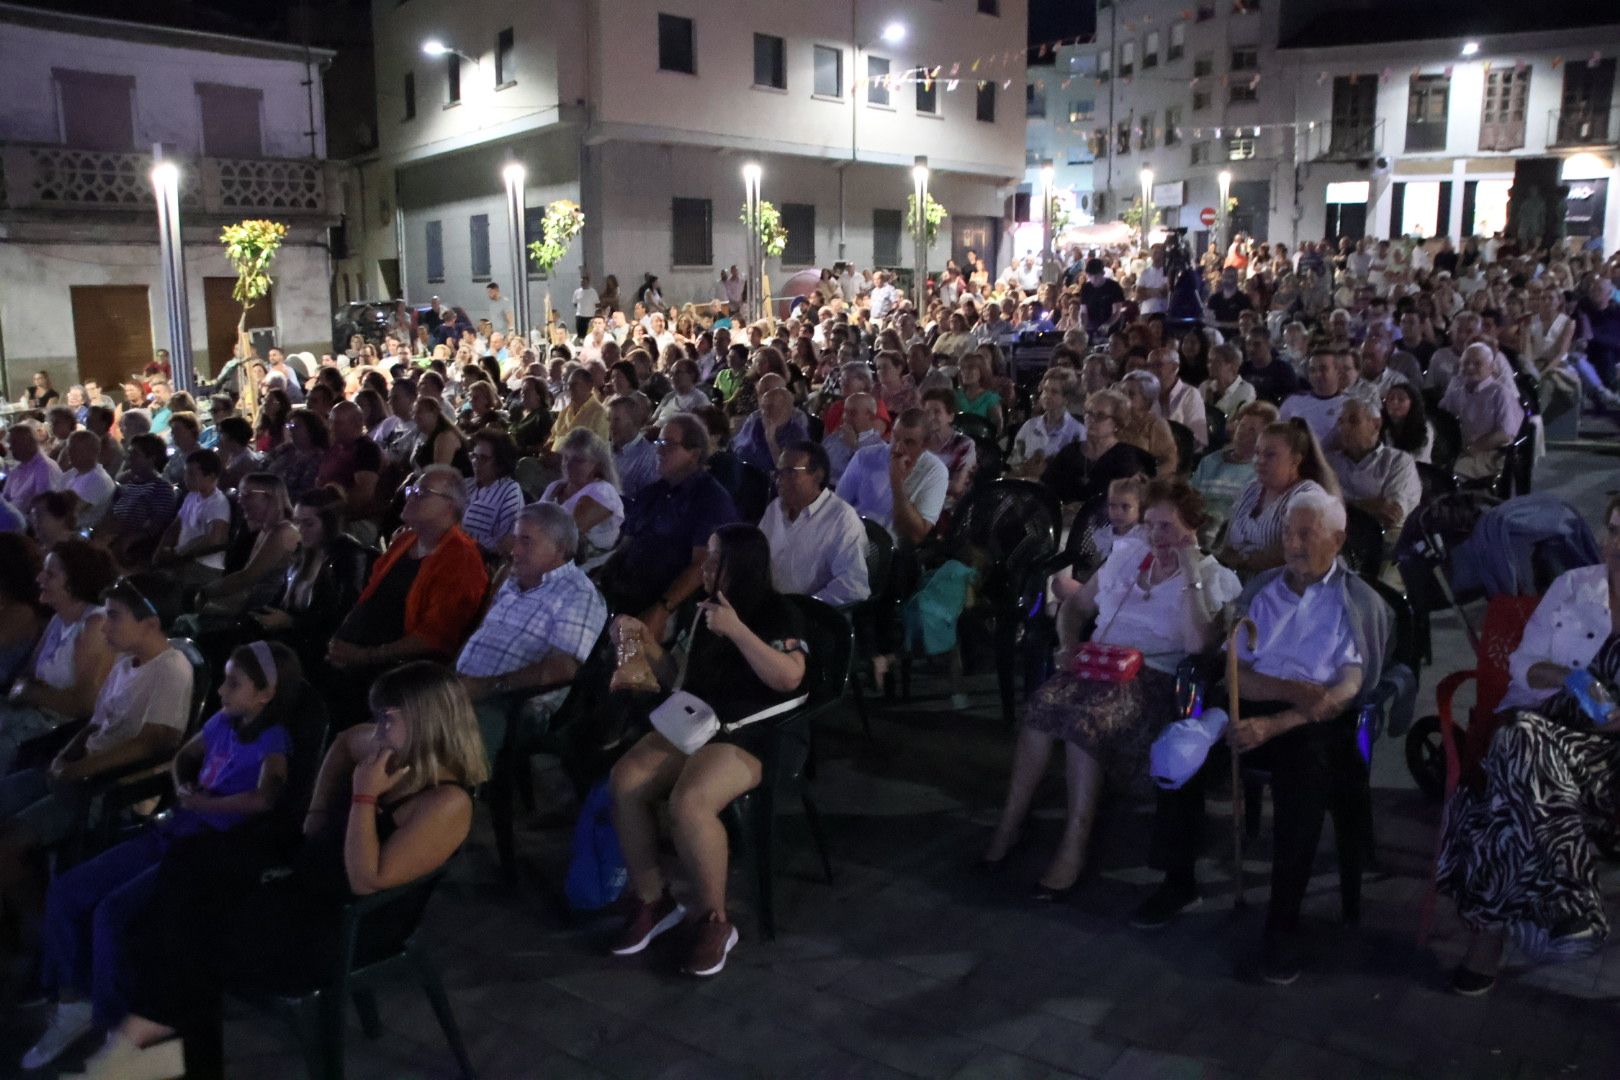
top-left (0, 142), bottom-right (335, 217)
top-left (1549, 109), bottom-right (1618, 149)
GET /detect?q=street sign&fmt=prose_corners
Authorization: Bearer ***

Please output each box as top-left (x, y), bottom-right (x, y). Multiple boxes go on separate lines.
top-left (1199, 206), bottom-right (1217, 227)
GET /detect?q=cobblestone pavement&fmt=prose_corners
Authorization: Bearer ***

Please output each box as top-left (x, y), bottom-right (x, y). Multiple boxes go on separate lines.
top-left (7, 433), bottom-right (1620, 1079)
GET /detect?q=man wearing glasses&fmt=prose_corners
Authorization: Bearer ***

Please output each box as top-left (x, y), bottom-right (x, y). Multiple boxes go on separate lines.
top-left (600, 414), bottom-right (739, 642)
top-left (759, 442), bottom-right (869, 608)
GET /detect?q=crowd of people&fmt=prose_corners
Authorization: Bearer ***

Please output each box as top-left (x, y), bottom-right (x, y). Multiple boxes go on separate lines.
top-left (0, 224), bottom-right (1617, 1075)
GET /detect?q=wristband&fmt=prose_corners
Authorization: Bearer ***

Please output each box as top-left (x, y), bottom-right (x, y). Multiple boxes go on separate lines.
top-left (351, 794), bottom-right (378, 807)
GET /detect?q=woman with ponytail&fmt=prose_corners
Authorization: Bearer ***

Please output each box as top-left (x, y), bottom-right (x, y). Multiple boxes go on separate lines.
top-left (1216, 418), bottom-right (1341, 578)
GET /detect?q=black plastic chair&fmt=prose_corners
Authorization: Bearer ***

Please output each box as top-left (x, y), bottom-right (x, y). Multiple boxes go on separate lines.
top-left (222, 870), bottom-right (475, 1080)
top-left (1341, 504), bottom-right (1388, 583)
top-left (1428, 408), bottom-right (1462, 473)
top-left (1166, 420), bottom-right (1197, 475)
top-left (1493, 426), bottom-right (1535, 500)
top-left (952, 413), bottom-right (997, 445)
top-left (1204, 403), bottom-right (1229, 453)
top-left (844, 519), bottom-right (894, 738)
top-left (721, 595), bottom-right (849, 940)
top-left (805, 413), bottom-right (825, 443)
top-left (1413, 460), bottom-right (1457, 505)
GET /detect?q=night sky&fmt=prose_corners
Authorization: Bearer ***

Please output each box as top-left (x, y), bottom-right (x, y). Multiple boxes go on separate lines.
top-left (1029, 0), bottom-right (1096, 50)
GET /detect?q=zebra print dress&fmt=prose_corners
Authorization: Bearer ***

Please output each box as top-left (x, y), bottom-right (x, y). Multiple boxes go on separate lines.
top-left (1436, 631), bottom-right (1620, 963)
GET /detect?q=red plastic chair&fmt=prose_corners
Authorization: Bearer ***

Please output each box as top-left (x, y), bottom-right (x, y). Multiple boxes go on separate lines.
top-left (1417, 594), bottom-right (1542, 943)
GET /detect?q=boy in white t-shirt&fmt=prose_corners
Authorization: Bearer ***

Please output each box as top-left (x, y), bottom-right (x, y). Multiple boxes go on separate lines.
top-left (154, 448), bottom-right (231, 589)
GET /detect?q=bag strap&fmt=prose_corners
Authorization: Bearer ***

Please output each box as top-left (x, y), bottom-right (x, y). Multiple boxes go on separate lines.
top-left (1093, 552), bottom-right (1155, 646)
top-left (668, 605), bottom-right (704, 692)
top-left (720, 693), bottom-right (810, 734)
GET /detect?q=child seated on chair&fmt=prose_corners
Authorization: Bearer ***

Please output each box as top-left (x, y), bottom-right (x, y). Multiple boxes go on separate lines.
top-left (1051, 475), bottom-right (1147, 605)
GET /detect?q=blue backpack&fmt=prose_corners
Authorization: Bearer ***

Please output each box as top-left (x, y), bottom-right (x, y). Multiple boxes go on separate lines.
top-left (564, 780), bottom-right (628, 911)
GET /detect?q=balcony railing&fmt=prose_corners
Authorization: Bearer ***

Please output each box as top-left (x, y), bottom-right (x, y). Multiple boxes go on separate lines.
top-left (1549, 108), bottom-right (1618, 149)
top-left (1308, 119), bottom-right (1384, 162)
top-left (0, 142), bottom-right (333, 216)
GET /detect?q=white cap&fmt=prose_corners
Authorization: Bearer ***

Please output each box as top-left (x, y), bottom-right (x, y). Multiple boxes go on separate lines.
top-left (1149, 708), bottom-right (1230, 790)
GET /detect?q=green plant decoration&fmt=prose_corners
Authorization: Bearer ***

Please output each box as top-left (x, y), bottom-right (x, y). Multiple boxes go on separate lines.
top-left (1120, 196), bottom-right (1145, 231)
top-left (219, 219), bottom-right (288, 333)
top-left (527, 199), bottom-right (586, 276)
top-left (740, 200), bottom-right (789, 258)
top-left (906, 192), bottom-right (948, 246)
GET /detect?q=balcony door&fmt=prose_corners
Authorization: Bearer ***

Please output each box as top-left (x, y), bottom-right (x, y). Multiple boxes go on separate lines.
top-left (1329, 76), bottom-right (1377, 157)
top-left (1558, 59), bottom-right (1615, 146)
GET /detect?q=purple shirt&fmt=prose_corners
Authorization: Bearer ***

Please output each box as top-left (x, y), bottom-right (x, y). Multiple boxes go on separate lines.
top-left (162, 711), bottom-right (291, 835)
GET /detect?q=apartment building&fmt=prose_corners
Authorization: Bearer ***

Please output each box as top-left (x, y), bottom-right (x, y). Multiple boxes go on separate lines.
top-left (340, 0), bottom-right (1028, 321)
top-left (0, 2), bottom-right (339, 393)
top-left (1019, 46), bottom-right (1099, 258)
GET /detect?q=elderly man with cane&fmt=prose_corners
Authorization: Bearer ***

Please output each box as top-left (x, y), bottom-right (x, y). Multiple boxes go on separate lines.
top-left (1130, 490), bottom-right (1391, 985)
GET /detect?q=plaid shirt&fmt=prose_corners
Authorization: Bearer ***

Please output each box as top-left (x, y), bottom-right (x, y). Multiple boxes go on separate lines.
top-left (455, 561), bottom-right (606, 679)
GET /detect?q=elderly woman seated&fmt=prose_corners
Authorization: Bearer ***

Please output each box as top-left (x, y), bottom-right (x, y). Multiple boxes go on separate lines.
top-left (1438, 495), bottom-right (1620, 995)
top-left (985, 478), bottom-right (1239, 899)
top-left (607, 524), bottom-right (808, 978)
top-left (1117, 371), bottom-right (1180, 474)
top-left (1132, 492), bottom-right (1390, 987)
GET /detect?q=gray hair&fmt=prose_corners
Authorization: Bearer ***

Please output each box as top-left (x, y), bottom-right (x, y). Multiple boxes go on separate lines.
top-left (1121, 369), bottom-right (1161, 403)
top-left (1286, 488), bottom-right (1347, 533)
top-left (558, 427), bottom-right (621, 489)
top-left (516, 501), bottom-right (579, 560)
top-left (417, 463), bottom-right (467, 517)
top-left (840, 362), bottom-right (874, 392)
top-left (120, 408), bottom-right (152, 437)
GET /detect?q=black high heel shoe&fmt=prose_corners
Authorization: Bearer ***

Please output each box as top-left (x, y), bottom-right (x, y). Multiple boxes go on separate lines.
top-left (977, 830), bottom-right (1026, 872)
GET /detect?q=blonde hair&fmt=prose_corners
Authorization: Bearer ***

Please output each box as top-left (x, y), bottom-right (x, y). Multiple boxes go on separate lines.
top-left (368, 661), bottom-right (489, 787)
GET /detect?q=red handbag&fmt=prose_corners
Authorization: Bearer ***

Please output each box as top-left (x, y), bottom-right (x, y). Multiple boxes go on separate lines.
top-left (1068, 553), bottom-right (1153, 683)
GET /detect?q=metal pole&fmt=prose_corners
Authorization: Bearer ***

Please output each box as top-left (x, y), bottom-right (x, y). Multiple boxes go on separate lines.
top-left (912, 158), bottom-right (928, 311)
top-left (842, 0), bottom-right (857, 262)
top-left (1039, 160), bottom-right (1054, 265)
top-left (743, 163), bottom-right (763, 324)
top-left (503, 162), bottom-right (531, 341)
top-left (1218, 169), bottom-right (1233, 259)
top-left (151, 146), bottom-right (195, 393)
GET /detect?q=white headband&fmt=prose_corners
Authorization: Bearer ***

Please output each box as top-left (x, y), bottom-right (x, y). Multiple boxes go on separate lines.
top-left (249, 641), bottom-right (277, 694)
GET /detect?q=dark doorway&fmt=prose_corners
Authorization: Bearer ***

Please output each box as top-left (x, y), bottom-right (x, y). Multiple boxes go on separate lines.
top-left (70, 285), bottom-right (153, 391)
top-left (1325, 202), bottom-right (1368, 244)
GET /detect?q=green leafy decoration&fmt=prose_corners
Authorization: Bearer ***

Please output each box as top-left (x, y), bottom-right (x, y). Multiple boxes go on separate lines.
top-left (740, 200), bottom-right (789, 258)
top-left (527, 200), bottom-right (586, 276)
top-left (219, 219), bottom-right (288, 320)
top-left (906, 192), bottom-right (947, 247)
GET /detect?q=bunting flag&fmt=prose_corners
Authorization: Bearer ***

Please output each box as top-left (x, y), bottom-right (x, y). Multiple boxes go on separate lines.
top-left (1591, 51), bottom-right (1603, 68)
top-left (1552, 56), bottom-right (1563, 69)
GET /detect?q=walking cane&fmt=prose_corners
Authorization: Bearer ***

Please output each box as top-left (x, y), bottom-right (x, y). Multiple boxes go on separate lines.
top-left (1227, 617), bottom-right (1259, 908)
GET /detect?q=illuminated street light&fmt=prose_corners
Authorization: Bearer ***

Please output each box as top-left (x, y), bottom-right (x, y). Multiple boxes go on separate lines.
top-left (150, 151), bottom-right (194, 393)
top-left (502, 160), bottom-right (531, 338)
top-left (1039, 160), bottom-right (1056, 263)
top-left (1461, 41), bottom-right (1479, 57)
top-left (742, 162), bottom-right (764, 321)
top-left (1217, 169), bottom-right (1233, 252)
top-left (422, 38), bottom-right (476, 62)
top-left (1139, 168), bottom-right (1154, 249)
top-left (880, 21), bottom-right (906, 45)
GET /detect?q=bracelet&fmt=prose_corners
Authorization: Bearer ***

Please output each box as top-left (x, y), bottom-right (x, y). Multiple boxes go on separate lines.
top-left (351, 794), bottom-right (378, 807)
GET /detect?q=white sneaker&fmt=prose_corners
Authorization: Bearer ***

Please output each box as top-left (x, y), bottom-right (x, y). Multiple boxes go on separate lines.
top-left (21, 1000), bottom-right (94, 1070)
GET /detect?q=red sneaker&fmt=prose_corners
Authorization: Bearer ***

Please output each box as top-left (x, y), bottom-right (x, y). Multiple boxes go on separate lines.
top-left (608, 890), bottom-right (685, 956)
top-left (679, 911), bottom-right (739, 977)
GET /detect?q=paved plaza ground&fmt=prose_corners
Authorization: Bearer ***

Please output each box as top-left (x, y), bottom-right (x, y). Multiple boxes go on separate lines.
top-left (7, 426), bottom-right (1620, 1079)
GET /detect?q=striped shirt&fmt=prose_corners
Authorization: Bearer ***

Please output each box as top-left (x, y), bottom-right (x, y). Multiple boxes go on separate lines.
top-left (1224, 479), bottom-right (1328, 563)
top-left (461, 476), bottom-right (525, 554)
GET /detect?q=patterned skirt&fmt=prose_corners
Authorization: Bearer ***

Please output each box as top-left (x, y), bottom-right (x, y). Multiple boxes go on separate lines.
top-left (1023, 666), bottom-right (1178, 792)
top-left (1436, 632), bottom-right (1620, 962)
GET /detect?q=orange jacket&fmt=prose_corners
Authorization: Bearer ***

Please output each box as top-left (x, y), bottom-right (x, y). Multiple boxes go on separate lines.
top-left (359, 526), bottom-right (488, 658)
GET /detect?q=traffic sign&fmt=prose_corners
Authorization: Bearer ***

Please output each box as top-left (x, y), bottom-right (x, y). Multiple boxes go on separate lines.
top-left (1199, 206), bottom-right (1217, 227)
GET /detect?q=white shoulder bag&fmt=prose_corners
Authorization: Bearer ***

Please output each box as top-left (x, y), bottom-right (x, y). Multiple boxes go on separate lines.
top-left (649, 610), bottom-right (809, 755)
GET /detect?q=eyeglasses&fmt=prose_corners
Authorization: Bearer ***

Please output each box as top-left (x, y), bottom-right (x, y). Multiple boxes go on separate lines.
top-left (402, 483), bottom-right (455, 502)
top-left (653, 439), bottom-right (693, 452)
top-left (775, 465), bottom-right (813, 478)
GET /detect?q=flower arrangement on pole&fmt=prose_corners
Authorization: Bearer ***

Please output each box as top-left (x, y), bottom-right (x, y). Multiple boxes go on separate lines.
top-left (906, 192), bottom-right (947, 246)
top-left (740, 200), bottom-right (789, 258)
top-left (219, 218), bottom-right (288, 418)
top-left (527, 200), bottom-right (586, 329)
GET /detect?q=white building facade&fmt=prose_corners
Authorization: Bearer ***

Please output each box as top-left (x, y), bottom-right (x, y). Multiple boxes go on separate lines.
top-left (340, 0), bottom-right (1028, 324)
top-left (0, 3), bottom-right (340, 395)
top-left (1018, 47), bottom-right (1098, 259)
top-left (1087, 0), bottom-right (1620, 255)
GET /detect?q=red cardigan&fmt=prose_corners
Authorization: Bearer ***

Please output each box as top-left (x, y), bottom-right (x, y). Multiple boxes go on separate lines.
top-left (359, 526), bottom-right (488, 657)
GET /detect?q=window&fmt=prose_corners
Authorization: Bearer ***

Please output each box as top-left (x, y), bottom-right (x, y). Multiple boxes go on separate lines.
top-left (1144, 32), bottom-right (1160, 70)
top-left (916, 77), bottom-right (938, 115)
top-left (1115, 121), bottom-right (1131, 154)
top-left (1231, 49), bottom-right (1259, 72)
top-left (1193, 89), bottom-right (1211, 111)
top-left (1067, 99), bottom-right (1093, 123)
top-left (671, 197), bottom-right (712, 265)
top-left (753, 33), bottom-right (785, 90)
top-left (813, 44), bottom-right (843, 98)
top-left (780, 202), bottom-right (815, 264)
top-left (1479, 67), bottom-right (1529, 151)
top-left (976, 81), bottom-right (996, 122)
top-left (1139, 117), bottom-right (1156, 150)
top-left (55, 69), bottom-right (134, 150)
top-left (1227, 136), bottom-right (1256, 160)
top-left (496, 28), bottom-right (516, 86)
top-left (1196, 3), bottom-right (1216, 20)
top-left (978, 0), bottom-right (1000, 13)
top-left (872, 208), bottom-right (903, 265)
top-left (444, 55), bottom-right (461, 105)
top-left (1098, 49), bottom-right (1111, 82)
top-left (524, 205), bottom-right (545, 275)
top-left (1091, 128), bottom-right (1107, 157)
top-left (1026, 83), bottom-right (1046, 118)
top-left (658, 14), bottom-right (696, 74)
top-left (1229, 81), bottom-right (1258, 104)
top-left (1119, 41), bottom-right (1135, 79)
top-left (1329, 76), bottom-right (1378, 157)
top-left (469, 214), bottom-right (491, 280)
top-left (868, 56), bottom-right (891, 107)
top-left (1169, 23), bottom-right (1186, 61)
top-left (1068, 148), bottom-right (1089, 165)
top-left (1406, 73), bottom-right (1450, 151)
top-left (1193, 54), bottom-right (1214, 78)
top-left (403, 72), bottom-right (416, 120)
top-left (425, 220), bottom-right (444, 283)
top-left (1190, 141), bottom-right (1211, 165)
top-left (197, 83), bottom-right (262, 158)
top-left (1164, 107), bottom-right (1182, 146)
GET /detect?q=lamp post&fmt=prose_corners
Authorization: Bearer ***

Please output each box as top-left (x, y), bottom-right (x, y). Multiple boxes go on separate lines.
top-left (1039, 160), bottom-right (1055, 266)
top-left (1217, 169), bottom-right (1233, 256)
top-left (742, 161), bottom-right (764, 323)
top-left (911, 158), bottom-right (929, 311)
top-left (150, 148), bottom-right (195, 394)
top-left (841, 17), bottom-right (905, 261)
top-left (502, 161), bottom-right (532, 342)
top-left (421, 39), bottom-right (476, 63)
top-left (1139, 167), bottom-right (1154, 252)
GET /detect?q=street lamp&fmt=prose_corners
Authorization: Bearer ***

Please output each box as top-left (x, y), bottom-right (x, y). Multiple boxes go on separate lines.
top-left (502, 161), bottom-right (532, 341)
top-left (841, 14), bottom-right (908, 261)
top-left (421, 39), bottom-right (476, 62)
top-left (1460, 41), bottom-right (1479, 57)
top-left (912, 157), bottom-right (929, 311)
top-left (1039, 160), bottom-right (1056, 268)
top-left (1217, 169), bottom-right (1233, 254)
top-left (1139, 167), bottom-right (1154, 250)
top-left (742, 162), bottom-right (764, 323)
top-left (150, 150), bottom-right (195, 394)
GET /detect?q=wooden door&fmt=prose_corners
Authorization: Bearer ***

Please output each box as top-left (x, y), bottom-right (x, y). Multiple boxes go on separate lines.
top-left (203, 277), bottom-right (274, 377)
top-left (69, 285), bottom-right (153, 391)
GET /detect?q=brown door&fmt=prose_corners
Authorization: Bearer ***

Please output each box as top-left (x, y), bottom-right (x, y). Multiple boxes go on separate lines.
top-left (203, 277), bottom-right (274, 377)
top-left (69, 286), bottom-right (153, 391)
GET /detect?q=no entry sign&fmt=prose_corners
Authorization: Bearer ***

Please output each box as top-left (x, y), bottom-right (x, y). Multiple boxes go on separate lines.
top-left (1199, 206), bottom-right (1217, 227)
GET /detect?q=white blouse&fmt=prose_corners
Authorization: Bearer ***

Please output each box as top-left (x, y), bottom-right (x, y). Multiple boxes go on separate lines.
top-left (542, 478), bottom-right (624, 568)
top-left (1501, 565), bottom-right (1612, 713)
top-left (1092, 543), bottom-right (1243, 673)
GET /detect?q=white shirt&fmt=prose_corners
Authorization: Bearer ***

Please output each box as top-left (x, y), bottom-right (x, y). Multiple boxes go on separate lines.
top-left (177, 488), bottom-right (231, 570)
top-left (1327, 444), bottom-right (1421, 527)
top-left (1279, 392), bottom-right (1347, 447)
top-left (1011, 412), bottom-right (1085, 468)
top-left (1501, 565), bottom-right (1612, 713)
top-left (1235, 563), bottom-right (1363, 685)
top-left (573, 286), bottom-right (600, 319)
top-left (1155, 381), bottom-right (1208, 449)
top-left (65, 465), bottom-right (116, 527)
top-left (759, 488), bottom-right (871, 608)
top-left (1092, 544), bottom-right (1242, 673)
top-left (1202, 377), bottom-right (1257, 421)
top-left (870, 284), bottom-right (900, 321)
top-left (1136, 264), bottom-right (1169, 315)
top-left (542, 478), bottom-right (624, 569)
top-left (86, 648), bottom-right (193, 754)
top-left (835, 443), bottom-right (947, 542)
